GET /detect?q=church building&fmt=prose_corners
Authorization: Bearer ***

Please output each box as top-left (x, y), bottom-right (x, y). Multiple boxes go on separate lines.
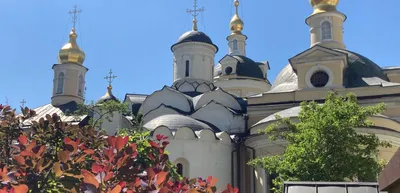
top-left (23, 1), bottom-right (400, 192)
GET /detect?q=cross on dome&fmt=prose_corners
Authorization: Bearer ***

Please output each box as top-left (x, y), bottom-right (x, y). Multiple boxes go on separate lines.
top-left (20, 99), bottom-right (26, 108)
top-left (68, 5), bottom-right (82, 29)
top-left (186, 0), bottom-right (204, 31)
top-left (104, 69), bottom-right (117, 89)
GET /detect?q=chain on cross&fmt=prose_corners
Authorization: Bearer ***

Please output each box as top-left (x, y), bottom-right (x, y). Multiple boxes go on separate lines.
top-left (104, 69), bottom-right (117, 87)
top-left (68, 5), bottom-right (82, 29)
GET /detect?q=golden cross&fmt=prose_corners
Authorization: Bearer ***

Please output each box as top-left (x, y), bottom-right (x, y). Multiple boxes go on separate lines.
top-left (68, 5), bottom-right (82, 29)
top-left (20, 99), bottom-right (26, 108)
top-left (104, 69), bottom-right (117, 86)
top-left (186, 0), bottom-right (204, 31)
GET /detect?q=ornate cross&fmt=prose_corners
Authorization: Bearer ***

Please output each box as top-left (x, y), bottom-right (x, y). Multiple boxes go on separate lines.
top-left (186, 0), bottom-right (204, 31)
top-left (187, 0), bottom-right (204, 21)
top-left (68, 5), bottom-right (82, 29)
top-left (4, 97), bottom-right (9, 106)
top-left (20, 99), bottom-right (26, 108)
top-left (104, 69), bottom-right (117, 86)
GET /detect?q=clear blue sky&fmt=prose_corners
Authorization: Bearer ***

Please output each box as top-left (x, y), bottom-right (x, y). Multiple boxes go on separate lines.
top-left (1, 0), bottom-right (400, 109)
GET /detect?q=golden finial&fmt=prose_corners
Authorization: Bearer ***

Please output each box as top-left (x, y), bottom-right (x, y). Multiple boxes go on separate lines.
top-left (230, 0), bottom-right (244, 35)
top-left (104, 69), bottom-right (117, 94)
top-left (187, 0), bottom-right (204, 31)
top-left (58, 5), bottom-right (85, 65)
top-left (310, 0), bottom-right (339, 14)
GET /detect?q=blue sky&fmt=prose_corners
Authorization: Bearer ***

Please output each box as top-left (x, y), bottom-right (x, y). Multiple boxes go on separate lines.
top-left (1, 0), bottom-right (399, 109)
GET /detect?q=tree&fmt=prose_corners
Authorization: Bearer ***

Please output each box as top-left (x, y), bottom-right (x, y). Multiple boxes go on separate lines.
top-left (249, 92), bottom-right (391, 192)
top-left (0, 104), bottom-right (238, 193)
top-left (68, 100), bottom-right (130, 129)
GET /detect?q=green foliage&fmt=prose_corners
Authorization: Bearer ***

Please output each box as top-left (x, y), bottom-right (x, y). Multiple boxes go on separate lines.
top-left (67, 100), bottom-right (129, 129)
top-left (248, 92), bottom-right (391, 192)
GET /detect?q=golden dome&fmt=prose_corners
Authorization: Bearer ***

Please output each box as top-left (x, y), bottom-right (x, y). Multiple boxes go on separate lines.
top-left (230, 0), bottom-right (244, 35)
top-left (58, 28), bottom-right (85, 65)
top-left (310, 0), bottom-right (339, 14)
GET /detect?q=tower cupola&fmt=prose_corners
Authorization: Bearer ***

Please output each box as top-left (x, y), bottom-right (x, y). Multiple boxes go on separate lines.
top-left (51, 5), bottom-right (88, 106)
top-left (306, 0), bottom-right (346, 49)
top-left (58, 28), bottom-right (85, 65)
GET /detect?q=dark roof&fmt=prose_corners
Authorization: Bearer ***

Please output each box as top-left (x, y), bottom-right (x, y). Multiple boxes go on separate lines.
top-left (171, 30), bottom-right (218, 52)
top-left (232, 55), bottom-right (265, 79)
top-left (338, 49), bottom-right (390, 88)
top-left (270, 48), bottom-right (394, 93)
top-left (284, 182), bottom-right (380, 193)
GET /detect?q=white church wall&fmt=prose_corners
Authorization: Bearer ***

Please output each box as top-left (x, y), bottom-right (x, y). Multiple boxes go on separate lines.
top-left (172, 42), bottom-right (217, 82)
top-left (93, 111), bottom-right (122, 135)
top-left (151, 127), bottom-right (232, 191)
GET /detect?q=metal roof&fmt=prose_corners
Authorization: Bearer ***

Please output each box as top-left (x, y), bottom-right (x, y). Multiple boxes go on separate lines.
top-left (22, 103), bottom-right (86, 126)
top-left (284, 182), bottom-right (386, 193)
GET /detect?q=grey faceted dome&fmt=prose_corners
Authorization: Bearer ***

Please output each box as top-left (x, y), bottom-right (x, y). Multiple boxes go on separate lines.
top-left (96, 87), bottom-right (119, 104)
top-left (143, 114), bottom-right (212, 131)
top-left (270, 49), bottom-right (390, 93)
top-left (171, 30), bottom-right (218, 52)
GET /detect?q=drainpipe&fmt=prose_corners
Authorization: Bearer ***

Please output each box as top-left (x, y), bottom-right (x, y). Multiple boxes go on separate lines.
top-left (231, 149), bottom-right (236, 187)
top-left (244, 143), bottom-right (256, 193)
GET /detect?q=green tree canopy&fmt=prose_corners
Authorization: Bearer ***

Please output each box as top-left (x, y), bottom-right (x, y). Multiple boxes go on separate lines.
top-left (249, 92), bottom-right (391, 192)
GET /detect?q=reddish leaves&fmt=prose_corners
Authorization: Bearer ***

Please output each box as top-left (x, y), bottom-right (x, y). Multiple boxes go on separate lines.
top-left (82, 169), bottom-right (99, 188)
top-left (0, 105), bottom-right (237, 193)
top-left (91, 163), bottom-right (105, 173)
top-left (11, 184), bottom-right (29, 193)
top-left (13, 156), bottom-right (25, 165)
top-left (18, 135), bottom-right (28, 146)
top-left (156, 171), bottom-right (168, 186)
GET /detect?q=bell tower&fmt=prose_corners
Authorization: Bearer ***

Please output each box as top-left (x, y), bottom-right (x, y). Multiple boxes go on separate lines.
top-left (306, 0), bottom-right (346, 49)
top-left (51, 5), bottom-right (88, 106)
top-left (227, 0), bottom-right (247, 56)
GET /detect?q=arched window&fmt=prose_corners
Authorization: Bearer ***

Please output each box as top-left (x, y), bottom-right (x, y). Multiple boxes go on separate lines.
top-left (233, 39), bottom-right (238, 50)
top-left (177, 163), bottom-right (183, 176)
top-left (78, 75), bottom-right (84, 97)
top-left (185, 60), bottom-right (190, 77)
top-left (321, 21), bottom-right (332, 40)
top-left (56, 72), bottom-right (64, 94)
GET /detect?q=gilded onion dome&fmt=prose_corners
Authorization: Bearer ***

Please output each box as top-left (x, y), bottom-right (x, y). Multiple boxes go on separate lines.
top-left (230, 0), bottom-right (244, 35)
top-left (58, 28), bottom-right (85, 65)
top-left (310, 0), bottom-right (339, 14)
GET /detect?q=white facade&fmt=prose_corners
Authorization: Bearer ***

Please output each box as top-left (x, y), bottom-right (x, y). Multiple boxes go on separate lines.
top-left (172, 42), bottom-right (217, 82)
top-left (151, 127), bottom-right (232, 190)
